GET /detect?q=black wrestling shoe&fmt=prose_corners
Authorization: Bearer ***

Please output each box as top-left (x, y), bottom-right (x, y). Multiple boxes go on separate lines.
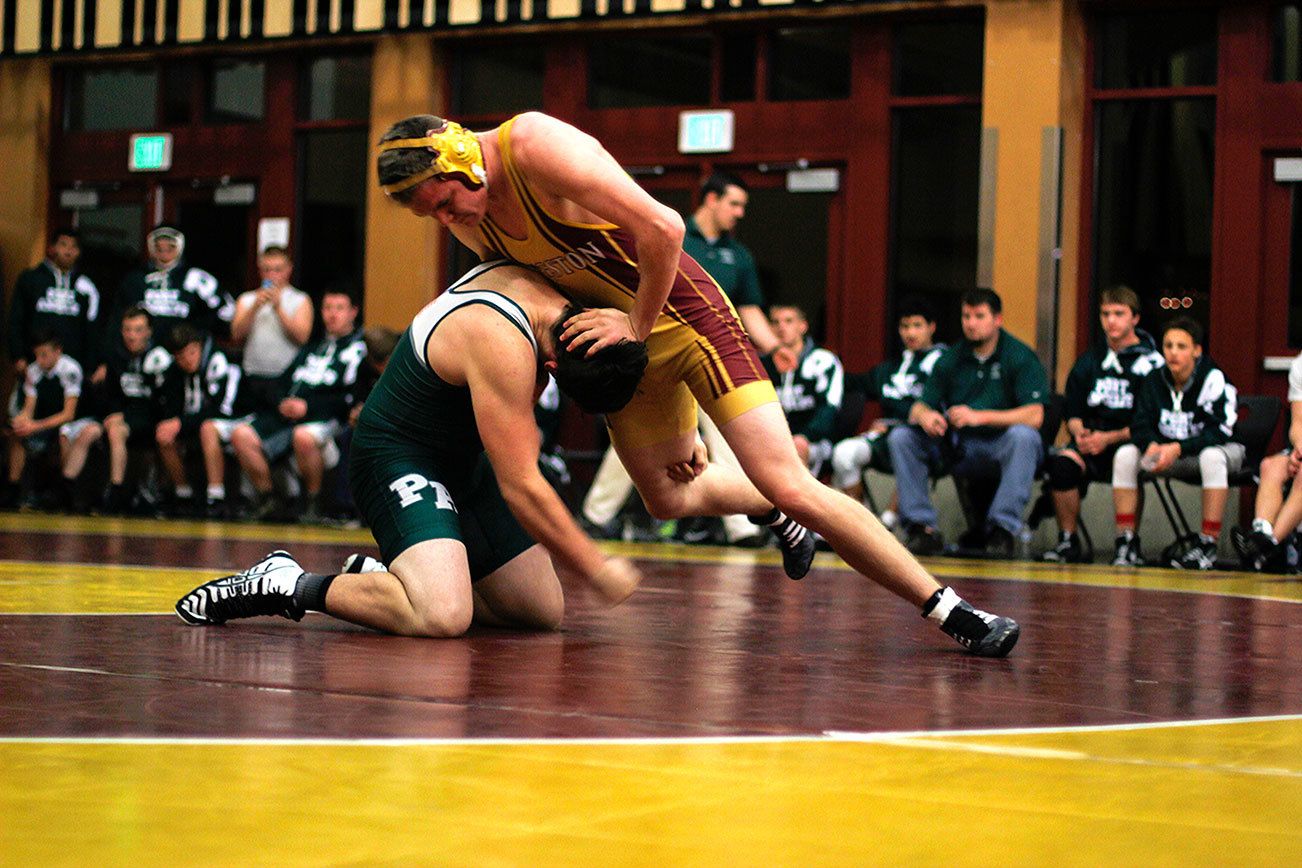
top-left (752, 511), bottom-right (816, 580)
top-left (935, 598), bottom-right (1021, 658)
top-left (175, 550), bottom-right (305, 626)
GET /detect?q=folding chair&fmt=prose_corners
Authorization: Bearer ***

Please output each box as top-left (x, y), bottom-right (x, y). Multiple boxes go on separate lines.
top-left (1141, 394), bottom-right (1282, 563)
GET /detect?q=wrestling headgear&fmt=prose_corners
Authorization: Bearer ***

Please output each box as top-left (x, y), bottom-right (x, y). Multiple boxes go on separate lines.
top-left (147, 225), bottom-right (185, 259)
top-left (378, 121), bottom-right (486, 195)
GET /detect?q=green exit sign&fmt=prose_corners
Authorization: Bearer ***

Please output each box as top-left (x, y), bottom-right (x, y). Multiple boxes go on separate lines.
top-left (129, 133), bottom-right (172, 172)
top-left (678, 110), bottom-right (734, 155)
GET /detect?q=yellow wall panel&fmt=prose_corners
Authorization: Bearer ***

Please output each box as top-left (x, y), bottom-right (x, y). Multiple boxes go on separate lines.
top-left (177, 0), bottom-right (204, 42)
top-left (449, 0), bottom-right (480, 25)
top-left (0, 59), bottom-right (52, 339)
top-left (651, 0), bottom-right (685, 13)
top-left (548, 0), bottom-right (581, 20)
top-left (264, 0), bottom-right (295, 37)
top-left (94, 0), bottom-right (122, 47)
top-left (15, 0), bottom-right (42, 52)
top-left (365, 34), bottom-right (447, 332)
top-left (354, 0), bottom-right (384, 31)
top-left (983, 0), bottom-right (1073, 350)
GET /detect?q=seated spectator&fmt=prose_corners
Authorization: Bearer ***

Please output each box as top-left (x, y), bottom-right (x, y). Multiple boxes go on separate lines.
top-left (1111, 316), bottom-right (1239, 570)
top-left (1232, 351), bottom-right (1302, 572)
top-left (154, 324), bottom-right (244, 516)
top-left (1040, 286), bottom-right (1164, 563)
top-left (761, 304), bottom-right (845, 476)
top-left (2, 331), bottom-right (88, 510)
top-left (332, 325), bottom-right (400, 520)
top-left (831, 297), bottom-right (945, 530)
top-left (99, 307), bottom-right (171, 513)
top-left (229, 246), bottom-right (313, 413)
top-left (230, 290), bottom-right (366, 523)
top-left (888, 288), bottom-right (1048, 557)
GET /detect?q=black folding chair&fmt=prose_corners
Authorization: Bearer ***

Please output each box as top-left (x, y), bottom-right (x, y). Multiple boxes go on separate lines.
top-left (1141, 394), bottom-right (1282, 563)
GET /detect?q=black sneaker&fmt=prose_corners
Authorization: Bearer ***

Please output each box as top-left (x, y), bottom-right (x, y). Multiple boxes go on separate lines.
top-left (1041, 532), bottom-right (1087, 564)
top-left (175, 550), bottom-right (306, 626)
top-left (101, 483), bottom-right (130, 515)
top-left (243, 493), bottom-right (279, 523)
top-left (752, 511), bottom-right (815, 580)
top-left (1112, 531), bottom-right (1143, 567)
top-left (204, 496), bottom-right (227, 520)
top-left (905, 523), bottom-right (945, 557)
top-left (1172, 537), bottom-right (1218, 571)
top-left (1230, 526), bottom-right (1283, 572)
top-left (984, 525), bottom-right (1016, 559)
top-left (936, 597), bottom-right (1021, 658)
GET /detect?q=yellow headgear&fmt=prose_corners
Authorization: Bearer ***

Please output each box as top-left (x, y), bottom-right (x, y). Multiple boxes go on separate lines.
top-left (378, 121), bottom-right (486, 195)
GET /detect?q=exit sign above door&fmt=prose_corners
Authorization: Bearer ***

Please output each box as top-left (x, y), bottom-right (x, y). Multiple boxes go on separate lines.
top-left (129, 133), bottom-right (173, 172)
top-left (678, 111), bottom-right (735, 155)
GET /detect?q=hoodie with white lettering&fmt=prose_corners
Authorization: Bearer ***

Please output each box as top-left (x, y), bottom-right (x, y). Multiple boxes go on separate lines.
top-left (1130, 354), bottom-right (1237, 455)
top-left (1062, 329), bottom-right (1165, 432)
top-left (7, 260), bottom-right (100, 368)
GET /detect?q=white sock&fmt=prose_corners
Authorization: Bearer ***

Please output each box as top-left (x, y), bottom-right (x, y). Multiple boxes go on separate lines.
top-left (1252, 517), bottom-right (1275, 541)
top-left (925, 587), bottom-right (961, 624)
top-left (175, 485), bottom-right (193, 499)
top-left (207, 484), bottom-right (225, 500)
top-left (880, 509), bottom-right (899, 531)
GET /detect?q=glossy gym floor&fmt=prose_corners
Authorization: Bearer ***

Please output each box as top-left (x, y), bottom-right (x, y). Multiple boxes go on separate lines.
top-left (0, 513), bottom-right (1298, 864)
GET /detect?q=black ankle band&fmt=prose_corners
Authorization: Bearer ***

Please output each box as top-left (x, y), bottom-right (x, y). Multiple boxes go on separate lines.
top-left (920, 588), bottom-right (944, 617)
top-left (749, 508), bottom-right (781, 527)
top-left (295, 572), bottom-right (336, 613)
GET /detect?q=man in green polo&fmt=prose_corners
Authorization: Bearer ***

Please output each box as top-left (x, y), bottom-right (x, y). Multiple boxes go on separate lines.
top-left (887, 288), bottom-right (1048, 558)
top-left (681, 172), bottom-right (781, 355)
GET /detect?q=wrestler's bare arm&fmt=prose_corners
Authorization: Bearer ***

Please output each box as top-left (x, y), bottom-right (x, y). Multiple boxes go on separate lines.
top-left (439, 310), bottom-right (639, 603)
top-left (510, 112), bottom-right (684, 348)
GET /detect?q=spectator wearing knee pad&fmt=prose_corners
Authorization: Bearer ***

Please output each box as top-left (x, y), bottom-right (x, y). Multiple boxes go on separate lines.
top-left (888, 288), bottom-right (1048, 558)
top-left (831, 296), bottom-right (945, 531)
top-left (1041, 286), bottom-right (1163, 564)
top-left (1112, 316), bottom-right (1239, 570)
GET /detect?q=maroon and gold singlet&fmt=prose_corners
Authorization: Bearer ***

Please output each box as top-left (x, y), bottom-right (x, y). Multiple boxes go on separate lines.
top-left (475, 116), bottom-right (777, 447)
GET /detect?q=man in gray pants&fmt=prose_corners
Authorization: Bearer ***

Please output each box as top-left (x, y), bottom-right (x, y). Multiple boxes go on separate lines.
top-left (888, 288), bottom-right (1048, 558)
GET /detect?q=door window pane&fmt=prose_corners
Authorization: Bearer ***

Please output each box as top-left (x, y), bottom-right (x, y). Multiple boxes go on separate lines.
top-left (452, 44), bottom-right (544, 116)
top-left (893, 19), bottom-right (984, 97)
top-left (1095, 10), bottom-right (1217, 89)
top-left (63, 67), bottom-right (158, 131)
top-left (299, 130), bottom-right (368, 297)
top-left (1094, 99), bottom-right (1215, 338)
top-left (304, 54), bottom-right (372, 121)
top-left (720, 33), bottom-right (757, 102)
top-left (208, 60), bottom-right (266, 123)
top-left (890, 106), bottom-right (982, 346)
top-left (738, 186), bottom-right (833, 336)
top-left (589, 36), bottom-right (711, 108)
top-left (76, 203), bottom-right (145, 313)
top-left (1276, 5), bottom-right (1301, 82)
top-left (769, 27), bottom-right (851, 101)
top-left (162, 63), bottom-right (197, 125)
